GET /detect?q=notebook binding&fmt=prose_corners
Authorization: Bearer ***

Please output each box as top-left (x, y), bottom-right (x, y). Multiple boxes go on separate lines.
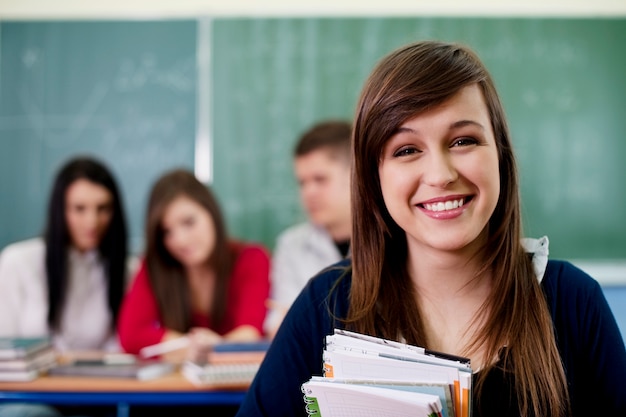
top-left (301, 385), bottom-right (319, 415)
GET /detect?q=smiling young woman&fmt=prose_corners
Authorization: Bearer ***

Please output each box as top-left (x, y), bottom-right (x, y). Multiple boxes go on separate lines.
top-left (235, 40), bottom-right (626, 417)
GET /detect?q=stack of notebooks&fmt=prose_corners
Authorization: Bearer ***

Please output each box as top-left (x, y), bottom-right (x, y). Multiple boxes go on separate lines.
top-left (0, 337), bottom-right (57, 381)
top-left (182, 341), bottom-right (270, 387)
top-left (301, 329), bottom-right (472, 417)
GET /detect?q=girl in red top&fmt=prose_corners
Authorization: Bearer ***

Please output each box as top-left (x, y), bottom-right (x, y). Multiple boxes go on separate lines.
top-left (118, 169), bottom-right (270, 360)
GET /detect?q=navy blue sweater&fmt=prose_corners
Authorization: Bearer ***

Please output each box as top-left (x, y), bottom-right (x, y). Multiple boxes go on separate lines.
top-left (237, 260), bottom-right (626, 416)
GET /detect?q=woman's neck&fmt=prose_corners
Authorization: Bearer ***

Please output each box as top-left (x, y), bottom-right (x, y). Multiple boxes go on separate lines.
top-left (186, 263), bottom-right (213, 282)
top-left (409, 249), bottom-right (488, 297)
top-left (407, 245), bottom-right (493, 368)
top-left (185, 264), bottom-right (216, 315)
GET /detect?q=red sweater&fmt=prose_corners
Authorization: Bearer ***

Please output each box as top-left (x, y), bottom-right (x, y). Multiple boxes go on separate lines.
top-left (118, 242), bottom-right (270, 354)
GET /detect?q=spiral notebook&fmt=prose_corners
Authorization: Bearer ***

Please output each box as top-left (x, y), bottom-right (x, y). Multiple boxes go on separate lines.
top-left (302, 377), bottom-right (443, 417)
top-left (181, 341), bottom-right (269, 387)
top-left (301, 329), bottom-right (472, 417)
top-left (182, 361), bottom-right (260, 387)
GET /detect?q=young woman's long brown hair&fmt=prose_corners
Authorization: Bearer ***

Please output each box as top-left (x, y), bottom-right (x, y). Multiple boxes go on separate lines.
top-left (348, 41), bottom-right (569, 416)
top-left (144, 169), bottom-right (234, 333)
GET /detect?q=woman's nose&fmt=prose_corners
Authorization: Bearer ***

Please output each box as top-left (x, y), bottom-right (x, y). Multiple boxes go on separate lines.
top-left (421, 151), bottom-right (458, 188)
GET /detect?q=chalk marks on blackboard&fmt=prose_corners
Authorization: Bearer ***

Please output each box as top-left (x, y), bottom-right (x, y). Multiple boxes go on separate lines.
top-left (114, 54), bottom-right (195, 93)
top-left (520, 86), bottom-right (578, 112)
top-left (6, 45), bottom-right (195, 150)
top-left (21, 47), bottom-right (41, 69)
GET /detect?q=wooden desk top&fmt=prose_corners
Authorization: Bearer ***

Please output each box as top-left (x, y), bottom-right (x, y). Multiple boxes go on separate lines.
top-left (0, 371), bottom-right (248, 393)
top-left (0, 351), bottom-right (252, 396)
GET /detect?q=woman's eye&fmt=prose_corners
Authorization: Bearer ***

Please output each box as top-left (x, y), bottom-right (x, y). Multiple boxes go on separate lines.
top-left (393, 147), bottom-right (419, 157)
top-left (183, 216), bottom-right (196, 228)
top-left (452, 137), bottom-right (478, 147)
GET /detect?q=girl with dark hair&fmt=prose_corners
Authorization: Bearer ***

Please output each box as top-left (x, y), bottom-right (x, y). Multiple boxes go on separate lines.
top-left (236, 41), bottom-right (626, 416)
top-left (118, 169), bottom-right (270, 360)
top-left (0, 156), bottom-right (129, 351)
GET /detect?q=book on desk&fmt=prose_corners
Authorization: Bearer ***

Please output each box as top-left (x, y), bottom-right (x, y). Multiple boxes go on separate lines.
top-left (0, 337), bottom-right (53, 360)
top-left (48, 357), bottom-right (175, 381)
top-left (182, 340), bottom-right (270, 387)
top-left (0, 337), bottom-right (57, 381)
top-left (0, 339), bottom-right (175, 382)
top-left (0, 337), bottom-right (266, 385)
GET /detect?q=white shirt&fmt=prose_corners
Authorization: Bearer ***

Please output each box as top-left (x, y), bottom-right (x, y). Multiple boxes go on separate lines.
top-left (522, 235), bottom-right (550, 282)
top-left (264, 222), bottom-right (343, 333)
top-left (0, 238), bottom-right (120, 352)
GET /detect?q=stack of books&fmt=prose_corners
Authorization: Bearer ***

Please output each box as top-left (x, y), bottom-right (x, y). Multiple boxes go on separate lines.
top-left (0, 337), bottom-right (57, 381)
top-left (301, 329), bottom-right (472, 417)
top-left (182, 341), bottom-right (270, 387)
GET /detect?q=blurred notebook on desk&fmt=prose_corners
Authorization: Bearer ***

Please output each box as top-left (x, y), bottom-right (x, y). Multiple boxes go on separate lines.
top-left (182, 340), bottom-right (270, 387)
top-left (0, 337), bottom-right (52, 360)
top-left (182, 361), bottom-right (260, 387)
top-left (208, 341), bottom-right (270, 364)
top-left (0, 338), bottom-right (57, 381)
top-left (49, 358), bottom-right (174, 381)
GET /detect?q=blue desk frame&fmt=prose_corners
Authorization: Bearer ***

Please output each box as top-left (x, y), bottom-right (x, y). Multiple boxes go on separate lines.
top-left (0, 390), bottom-right (246, 417)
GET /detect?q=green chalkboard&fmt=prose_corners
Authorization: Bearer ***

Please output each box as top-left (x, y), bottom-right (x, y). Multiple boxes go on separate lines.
top-left (0, 20), bottom-right (197, 252)
top-left (1, 18), bottom-right (625, 261)
top-left (211, 17), bottom-right (626, 260)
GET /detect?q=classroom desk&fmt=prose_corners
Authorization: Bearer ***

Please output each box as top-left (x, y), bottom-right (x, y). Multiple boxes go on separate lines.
top-left (0, 372), bottom-right (247, 417)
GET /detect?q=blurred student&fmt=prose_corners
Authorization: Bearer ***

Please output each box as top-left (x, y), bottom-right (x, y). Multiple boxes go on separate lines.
top-left (118, 169), bottom-right (270, 361)
top-left (0, 156), bottom-right (129, 351)
top-left (0, 156), bottom-right (130, 417)
top-left (264, 120), bottom-right (352, 338)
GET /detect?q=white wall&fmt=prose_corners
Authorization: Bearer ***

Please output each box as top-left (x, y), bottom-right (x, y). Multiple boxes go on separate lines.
top-left (1, 0), bottom-right (625, 19)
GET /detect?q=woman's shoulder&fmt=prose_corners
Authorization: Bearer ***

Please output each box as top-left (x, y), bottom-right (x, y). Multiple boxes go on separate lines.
top-left (315, 258), bottom-right (352, 277)
top-left (0, 237), bottom-right (45, 263)
top-left (287, 258), bottom-right (352, 325)
top-left (230, 240), bottom-right (270, 260)
top-left (542, 259), bottom-right (605, 310)
top-left (306, 258), bottom-right (353, 296)
top-left (543, 260), bottom-right (601, 290)
top-left (0, 238), bottom-right (46, 285)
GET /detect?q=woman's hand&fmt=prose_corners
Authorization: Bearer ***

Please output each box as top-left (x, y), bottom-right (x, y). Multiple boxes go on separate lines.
top-left (223, 324), bottom-right (263, 343)
top-left (158, 330), bottom-right (188, 363)
top-left (186, 327), bottom-right (223, 364)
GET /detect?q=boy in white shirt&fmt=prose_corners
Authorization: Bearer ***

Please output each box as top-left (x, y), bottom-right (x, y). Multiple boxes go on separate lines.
top-left (264, 120), bottom-right (352, 338)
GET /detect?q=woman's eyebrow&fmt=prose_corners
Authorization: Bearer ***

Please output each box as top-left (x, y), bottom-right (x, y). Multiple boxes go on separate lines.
top-left (449, 119), bottom-right (485, 131)
top-left (393, 119), bottom-right (485, 139)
